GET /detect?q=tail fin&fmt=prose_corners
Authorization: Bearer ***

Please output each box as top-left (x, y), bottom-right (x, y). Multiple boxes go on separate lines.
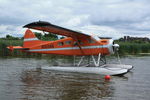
top-left (7, 29), bottom-right (41, 52)
top-left (23, 29), bottom-right (41, 48)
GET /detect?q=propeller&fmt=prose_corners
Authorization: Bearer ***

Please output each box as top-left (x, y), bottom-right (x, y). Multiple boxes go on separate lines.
top-left (113, 43), bottom-right (119, 51)
top-left (112, 43), bottom-right (121, 64)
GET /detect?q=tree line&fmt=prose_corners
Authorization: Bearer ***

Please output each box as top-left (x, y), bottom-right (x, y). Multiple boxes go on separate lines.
top-left (0, 33), bottom-right (150, 57)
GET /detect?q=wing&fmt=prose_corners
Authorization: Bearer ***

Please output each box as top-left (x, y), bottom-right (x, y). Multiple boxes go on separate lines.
top-left (23, 21), bottom-right (91, 39)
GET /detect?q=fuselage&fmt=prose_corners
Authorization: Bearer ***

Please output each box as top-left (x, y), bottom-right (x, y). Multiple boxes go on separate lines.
top-left (8, 29), bottom-right (117, 56)
top-left (24, 37), bottom-right (114, 56)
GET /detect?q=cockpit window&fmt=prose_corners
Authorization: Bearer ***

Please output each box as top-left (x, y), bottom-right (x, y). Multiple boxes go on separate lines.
top-left (58, 42), bottom-right (64, 46)
top-left (87, 39), bottom-right (96, 43)
top-left (78, 40), bottom-right (83, 45)
top-left (65, 41), bottom-right (71, 45)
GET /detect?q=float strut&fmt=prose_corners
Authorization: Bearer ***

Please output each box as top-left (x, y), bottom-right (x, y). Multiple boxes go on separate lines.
top-left (91, 53), bottom-right (101, 67)
top-left (77, 56), bottom-right (85, 67)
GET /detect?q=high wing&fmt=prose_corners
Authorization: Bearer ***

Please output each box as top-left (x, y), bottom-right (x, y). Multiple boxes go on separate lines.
top-left (23, 21), bottom-right (91, 39)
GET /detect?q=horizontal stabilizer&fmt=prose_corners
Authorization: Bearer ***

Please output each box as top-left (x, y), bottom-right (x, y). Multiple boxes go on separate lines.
top-left (7, 46), bottom-right (29, 51)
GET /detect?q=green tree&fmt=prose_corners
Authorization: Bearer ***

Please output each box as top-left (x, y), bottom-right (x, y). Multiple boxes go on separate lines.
top-left (34, 32), bottom-right (58, 41)
top-left (42, 33), bottom-right (58, 41)
top-left (34, 32), bottom-right (42, 39)
top-left (6, 34), bottom-right (19, 40)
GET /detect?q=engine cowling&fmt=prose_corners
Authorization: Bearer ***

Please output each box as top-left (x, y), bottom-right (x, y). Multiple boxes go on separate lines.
top-left (108, 39), bottom-right (119, 54)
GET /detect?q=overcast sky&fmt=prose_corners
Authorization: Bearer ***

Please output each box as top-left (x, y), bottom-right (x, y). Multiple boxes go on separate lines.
top-left (0, 0), bottom-right (150, 39)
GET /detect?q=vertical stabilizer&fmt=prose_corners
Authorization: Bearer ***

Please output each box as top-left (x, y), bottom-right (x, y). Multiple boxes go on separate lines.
top-left (23, 29), bottom-right (40, 48)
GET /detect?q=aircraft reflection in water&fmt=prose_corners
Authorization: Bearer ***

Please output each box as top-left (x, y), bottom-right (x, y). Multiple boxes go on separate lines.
top-left (20, 69), bottom-right (114, 100)
top-left (7, 21), bottom-right (133, 75)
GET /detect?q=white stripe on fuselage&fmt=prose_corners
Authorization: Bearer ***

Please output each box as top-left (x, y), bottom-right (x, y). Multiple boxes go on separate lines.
top-left (28, 45), bottom-right (110, 52)
top-left (24, 38), bottom-right (38, 41)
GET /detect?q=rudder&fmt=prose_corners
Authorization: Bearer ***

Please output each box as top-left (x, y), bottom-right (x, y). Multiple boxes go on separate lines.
top-left (23, 29), bottom-right (41, 48)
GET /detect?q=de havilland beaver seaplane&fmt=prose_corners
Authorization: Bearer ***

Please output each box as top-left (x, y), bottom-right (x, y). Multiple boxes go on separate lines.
top-left (7, 21), bottom-right (133, 75)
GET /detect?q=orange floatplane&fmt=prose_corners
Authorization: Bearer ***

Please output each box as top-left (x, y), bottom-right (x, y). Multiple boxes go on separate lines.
top-left (7, 21), bottom-right (133, 75)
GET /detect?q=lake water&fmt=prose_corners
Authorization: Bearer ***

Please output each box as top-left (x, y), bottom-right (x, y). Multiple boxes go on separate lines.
top-left (0, 56), bottom-right (150, 100)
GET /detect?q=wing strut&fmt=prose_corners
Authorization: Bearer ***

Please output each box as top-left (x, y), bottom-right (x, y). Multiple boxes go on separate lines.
top-left (73, 37), bottom-right (85, 54)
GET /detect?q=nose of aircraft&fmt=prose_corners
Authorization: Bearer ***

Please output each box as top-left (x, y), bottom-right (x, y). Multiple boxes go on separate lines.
top-left (108, 39), bottom-right (120, 54)
top-left (113, 43), bottom-right (119, 51)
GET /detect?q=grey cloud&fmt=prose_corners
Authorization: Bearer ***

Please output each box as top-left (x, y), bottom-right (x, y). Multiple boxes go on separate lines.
top-left (0, 0), bottom-right (150, 38)
top-left (86, 1), bottom-right (150, 33)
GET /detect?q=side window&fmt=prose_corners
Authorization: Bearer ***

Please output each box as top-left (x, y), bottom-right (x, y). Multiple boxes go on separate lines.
top-left (58, 42), bottom-right (64, 46)
top-left (78, 40), bottom-right (83, 45)
top-left (73, 41), bottom-right (78, 46)
top-left (65, 41), bottom-right (71, 45)
top-left (73, 40), bottom-right (83, 46)
top-left (87, 39), bottom-right (96, 43)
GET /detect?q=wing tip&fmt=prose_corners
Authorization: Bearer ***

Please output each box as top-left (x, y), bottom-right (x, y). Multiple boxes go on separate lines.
top-left (23, 21), bottom-right (51, 28)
